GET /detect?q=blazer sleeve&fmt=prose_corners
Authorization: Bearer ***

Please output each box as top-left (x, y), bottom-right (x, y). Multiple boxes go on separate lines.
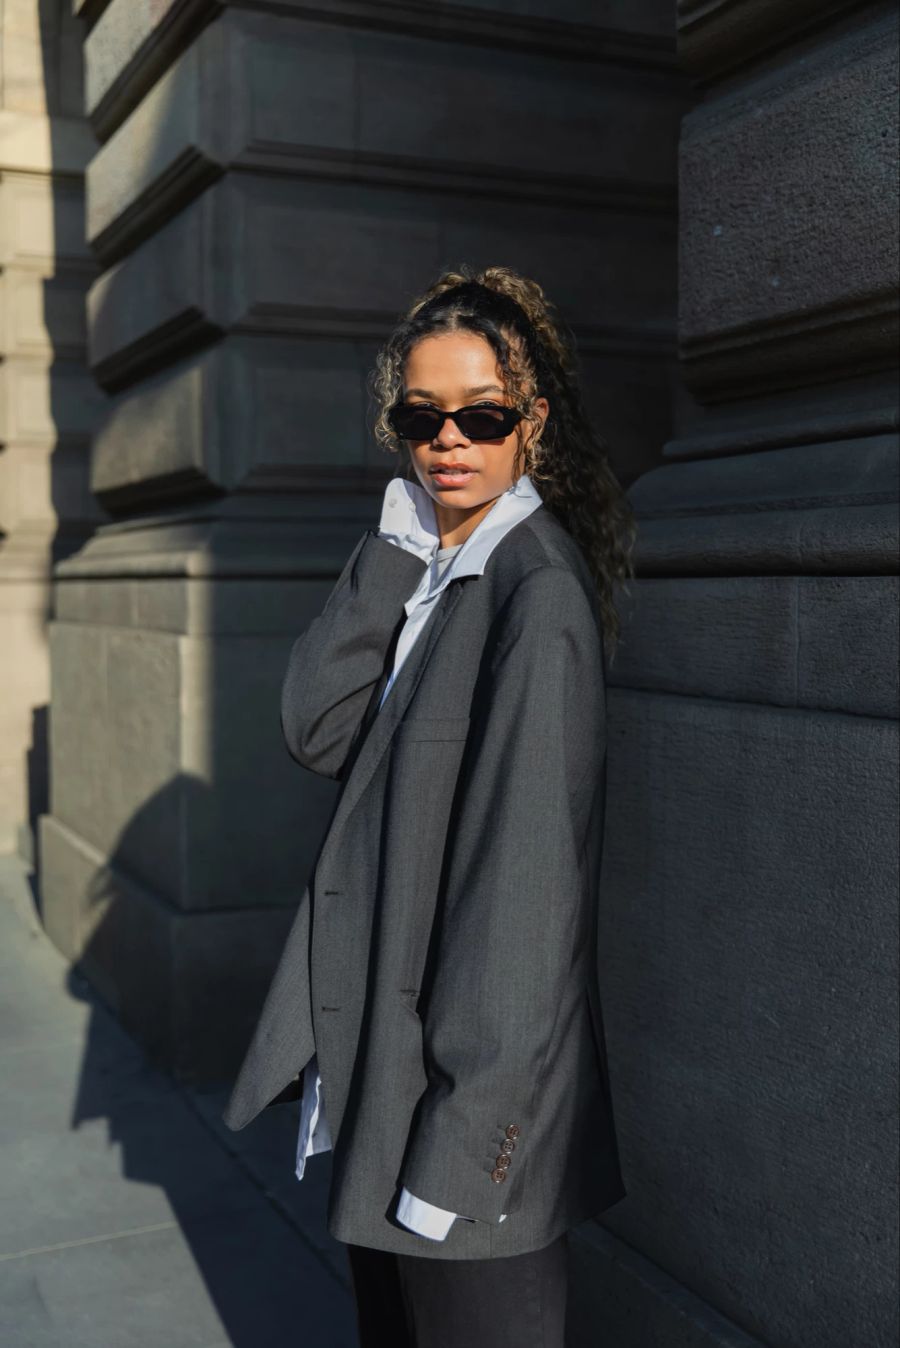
top-left (280, 528), bottom-right (427, 779)
top-left (397, 564), bottom-right (605, 1224)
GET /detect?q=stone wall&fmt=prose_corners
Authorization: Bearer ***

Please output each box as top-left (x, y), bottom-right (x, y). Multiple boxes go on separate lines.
top-left (36, 0), bottom-right (686, 1084)
top-left (572, 3), bottom-right (899, 1345)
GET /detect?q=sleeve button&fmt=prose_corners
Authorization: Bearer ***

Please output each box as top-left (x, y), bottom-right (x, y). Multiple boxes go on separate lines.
top-left (491, 1168), bottom-right (508, 1184)
top-left (505, 1124), bottom-right (521, 1140)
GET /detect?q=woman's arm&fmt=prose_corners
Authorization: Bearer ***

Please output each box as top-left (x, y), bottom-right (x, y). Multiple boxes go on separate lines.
top-left (397, 564), bottom-right (604, 1224)
top-left (281, 506), bottom-right (429, 780)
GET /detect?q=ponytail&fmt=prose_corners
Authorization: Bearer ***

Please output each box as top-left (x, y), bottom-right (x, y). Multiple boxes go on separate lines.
top-left (370, 264), bottom-right (637, 655)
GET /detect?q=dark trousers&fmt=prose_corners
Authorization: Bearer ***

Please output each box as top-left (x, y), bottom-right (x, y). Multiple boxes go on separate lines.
top-left (345, 1233), bottom-right (569, 1348)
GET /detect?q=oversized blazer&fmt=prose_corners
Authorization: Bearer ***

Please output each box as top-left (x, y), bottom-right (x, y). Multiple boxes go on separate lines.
top-left (222, 501), bottom-right (628, 1258)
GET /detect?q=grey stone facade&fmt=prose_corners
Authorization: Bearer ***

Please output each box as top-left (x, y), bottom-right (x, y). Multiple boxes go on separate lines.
top-left (583, 4), bottom-right (899, 1346)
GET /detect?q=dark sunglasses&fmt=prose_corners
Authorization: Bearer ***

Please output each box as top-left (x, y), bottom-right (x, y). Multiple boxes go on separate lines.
top-left (388, 402), bottom-right (524, 442)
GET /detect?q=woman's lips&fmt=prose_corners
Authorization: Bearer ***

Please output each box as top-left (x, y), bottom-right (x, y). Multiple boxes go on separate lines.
top-left (430, 467), bottom-right (477, 488)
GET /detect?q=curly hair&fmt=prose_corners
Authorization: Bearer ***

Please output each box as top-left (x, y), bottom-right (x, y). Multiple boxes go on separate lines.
top-left (369, 263), bottom-right (637, 657)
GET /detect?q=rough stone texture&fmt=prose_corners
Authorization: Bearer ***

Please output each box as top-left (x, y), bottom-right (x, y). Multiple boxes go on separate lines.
top-left (568, 1223), bottom-right (766, 1348)
top-left (679, 5), bottom-right (899, 398)
top-left (597, 691), bottom-right (898, 1348)
top-left (575, 3), bottom-right (900, 1347)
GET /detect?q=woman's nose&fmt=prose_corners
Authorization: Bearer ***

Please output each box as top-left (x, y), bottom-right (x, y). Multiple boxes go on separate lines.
top-left (435, 416), bottom-right (468, 447)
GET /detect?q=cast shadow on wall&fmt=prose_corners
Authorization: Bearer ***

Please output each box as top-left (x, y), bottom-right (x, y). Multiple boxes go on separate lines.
top-left (59, 776), bottom-right (358, 1347)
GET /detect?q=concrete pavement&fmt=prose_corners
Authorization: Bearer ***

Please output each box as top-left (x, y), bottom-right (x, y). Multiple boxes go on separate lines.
top-left (0, 854), bottom-right (358, 1348)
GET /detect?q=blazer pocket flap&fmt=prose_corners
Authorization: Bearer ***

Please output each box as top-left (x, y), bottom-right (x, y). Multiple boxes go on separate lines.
top-left (396, 715), bottom-right (471, 743)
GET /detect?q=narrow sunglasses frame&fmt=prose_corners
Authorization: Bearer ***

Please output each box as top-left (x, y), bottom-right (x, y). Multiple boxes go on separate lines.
top-left (388, 402), bottom-right (524, 442)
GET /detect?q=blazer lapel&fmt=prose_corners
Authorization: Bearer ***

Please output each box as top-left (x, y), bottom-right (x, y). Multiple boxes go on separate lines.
top-left (324, 579), bottom-right (467, 848)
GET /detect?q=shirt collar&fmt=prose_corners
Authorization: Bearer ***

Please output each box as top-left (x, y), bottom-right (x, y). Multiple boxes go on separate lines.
top-left (404, 474), bottom-right (543, 617)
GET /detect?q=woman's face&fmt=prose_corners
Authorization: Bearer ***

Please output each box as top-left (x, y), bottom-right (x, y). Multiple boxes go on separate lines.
top-left (401, 331), bottom-right (548, 541)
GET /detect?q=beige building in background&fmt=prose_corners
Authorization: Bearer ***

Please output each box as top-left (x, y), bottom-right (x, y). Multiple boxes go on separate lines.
top-left (1, 3), bottom-right (897, 1346)
top-left (0, 0), bottom-right (103, 855)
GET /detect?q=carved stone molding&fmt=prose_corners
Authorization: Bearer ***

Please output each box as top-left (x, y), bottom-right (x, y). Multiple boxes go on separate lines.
top-left (86, 173), bottom-right (676, 390)
top-left (87, 11), bottom-right (683, 263)
top-left (677, 0), bottom-right (869, 81)
top-left (85, 0), bottom-right (679, 141)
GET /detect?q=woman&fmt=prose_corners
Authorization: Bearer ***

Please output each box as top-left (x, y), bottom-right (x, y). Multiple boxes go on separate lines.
top-left (223, 265), bottom-right (636, 1346)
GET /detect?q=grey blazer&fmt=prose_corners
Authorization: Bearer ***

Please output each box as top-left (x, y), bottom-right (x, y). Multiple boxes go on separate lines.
top-left (222, 503), bottom-right (627, 1258)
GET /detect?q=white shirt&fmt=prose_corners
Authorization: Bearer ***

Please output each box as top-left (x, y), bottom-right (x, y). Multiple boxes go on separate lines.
top-left (295, 472), bottom-right (544, 1241)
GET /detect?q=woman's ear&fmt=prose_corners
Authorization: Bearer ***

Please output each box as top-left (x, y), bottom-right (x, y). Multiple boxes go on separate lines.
top-left (533, 396), bottom-right (550, 440)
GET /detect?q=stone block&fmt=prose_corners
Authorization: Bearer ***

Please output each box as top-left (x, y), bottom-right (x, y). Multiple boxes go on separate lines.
top-left (679, 8), bottom-right (899, 398)
top-left (87, 337), bottom-right (381, 507)
top-left (47, 560), bottom-right (341, 910)
top-left (0, 268), bottom-right (89, 358)
top-left (0, 356), bottom-right (105, 445)
top-left (0, 572), bottom-right (51, 854)
top-left (87, 171), bottom-right (676, 387)
top-left (0, 170), bottom-right (92, 266)
top-left (628, 433), bottom-right (899, 573)
top-left (597, 690), bottom-right (899, 1348)
top-left (87, 9), bottom-right (684, 255)
top-left (39, 813), bottom-right (300, 1083)
top-left (0, 442), bottom-right (98, 535)
top-left (82, 0), bottom-right (678, 134)
top-left (611, 574), bottom-right (899, 719)
top-left (663, 368), bottom-right (899, 460)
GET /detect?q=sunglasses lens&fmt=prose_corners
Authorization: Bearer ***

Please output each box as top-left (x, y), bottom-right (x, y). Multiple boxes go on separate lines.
top-left (389, 405), bottom-right (442, 440)
top-left (455, 408), bottom-right (514, 439)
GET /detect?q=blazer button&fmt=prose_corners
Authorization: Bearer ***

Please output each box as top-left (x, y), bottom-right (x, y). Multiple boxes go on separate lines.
top-left (500, 1138), bottom-right (516, 1155)
top-left (494, 1154), bottom-right (511, 1169)
top-left (491, 1167), bottom-right (508, 1184)
top-left (505, 1124), bottom-right (521, 1139)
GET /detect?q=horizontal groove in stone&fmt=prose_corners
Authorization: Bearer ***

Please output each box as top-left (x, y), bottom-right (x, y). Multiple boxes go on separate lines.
top-left (632, 502), bottom-right (899, 576)
top-left (86, 11), bottom-right (682, 260)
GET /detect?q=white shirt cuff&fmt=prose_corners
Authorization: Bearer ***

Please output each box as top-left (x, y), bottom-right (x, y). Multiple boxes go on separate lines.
top-left (395, 1186), bottom-right (508, 1240)
top-left (396, 1186), bottom-right (458, 1241)
top-left (377, 477), bottom-right (440, 564)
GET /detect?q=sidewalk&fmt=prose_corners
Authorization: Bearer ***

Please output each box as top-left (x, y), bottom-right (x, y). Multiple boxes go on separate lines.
top-left (0, 854), bottom-right (359, 1348)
